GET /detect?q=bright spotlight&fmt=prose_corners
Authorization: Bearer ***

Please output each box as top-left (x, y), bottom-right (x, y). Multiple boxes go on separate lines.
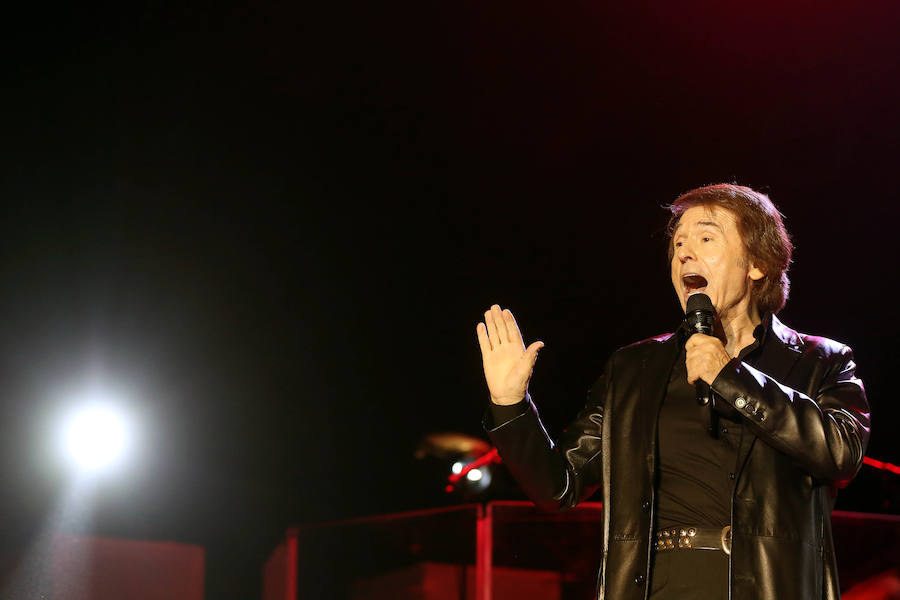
top-left (61, 402), bottom-right (131, 473)
top-left (451, 461), bottom-right (464, 474)
top-left (466, 468), bottom-right (483, 482)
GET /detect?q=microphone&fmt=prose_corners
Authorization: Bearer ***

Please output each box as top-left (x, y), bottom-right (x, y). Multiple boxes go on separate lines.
top-left (684, 293), bottom-right (715, 410)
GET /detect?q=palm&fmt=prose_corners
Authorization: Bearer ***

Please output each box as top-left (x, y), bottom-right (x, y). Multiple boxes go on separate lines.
top-left (476, 305), bottom-right (544, 405)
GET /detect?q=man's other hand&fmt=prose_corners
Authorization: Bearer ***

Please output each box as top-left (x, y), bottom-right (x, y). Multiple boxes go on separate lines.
top-left (685, 333), bottom-right (731, 385)
top-left (476, 305), bottom-right (544, 406)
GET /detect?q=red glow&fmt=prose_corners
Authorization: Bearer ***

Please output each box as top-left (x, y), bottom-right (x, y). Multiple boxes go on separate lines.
top-left (863, 456), bottom-right (900, 476)
top-left (50, 534), bottom-right (204, 600)
top-left (476, 504), bottom-right (491, 600)
top-left (446, 448), bottom-right (501, 489)
top-left (286, 528), bottom-right (298, 600)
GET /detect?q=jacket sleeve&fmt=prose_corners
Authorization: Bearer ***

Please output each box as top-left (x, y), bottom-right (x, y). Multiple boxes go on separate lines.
top-left (482, 356), bottom-right (612, 512)
top-left (711, 343), bottom-right (870, 483)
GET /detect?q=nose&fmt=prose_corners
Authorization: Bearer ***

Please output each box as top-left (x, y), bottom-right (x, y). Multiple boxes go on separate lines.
top-left (676, 241), bottom-right (694, 263)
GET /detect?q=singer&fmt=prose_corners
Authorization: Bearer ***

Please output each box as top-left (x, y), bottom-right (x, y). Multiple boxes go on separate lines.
top-left (477, 184), bottom-right (870, 599)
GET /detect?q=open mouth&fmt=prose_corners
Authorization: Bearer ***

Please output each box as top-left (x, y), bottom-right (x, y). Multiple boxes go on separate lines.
top-left (682, 274), bottom-right (709, 295)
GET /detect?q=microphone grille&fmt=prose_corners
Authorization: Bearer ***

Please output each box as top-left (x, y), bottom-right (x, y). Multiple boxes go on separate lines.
top-left (686, 293), bottom-right (714, 313)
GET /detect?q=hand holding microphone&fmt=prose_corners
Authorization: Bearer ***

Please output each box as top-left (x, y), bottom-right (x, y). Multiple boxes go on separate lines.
top-left (683, 294), bottom-right (731, 394)
top-left (683, 294), bottom-right (734, 441)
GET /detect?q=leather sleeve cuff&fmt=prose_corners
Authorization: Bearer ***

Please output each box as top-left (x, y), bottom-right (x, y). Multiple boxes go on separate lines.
top-left (711, 359), bottom-right (770, 424)
top-left (484, 394), bottom-right (530, 431)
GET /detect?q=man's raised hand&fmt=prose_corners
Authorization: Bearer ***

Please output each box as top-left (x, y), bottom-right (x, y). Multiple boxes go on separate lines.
top-left (476, 305), bottom-right (544, 406)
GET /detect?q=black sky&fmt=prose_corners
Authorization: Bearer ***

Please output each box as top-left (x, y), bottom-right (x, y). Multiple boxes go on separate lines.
top-left (2, 1), bottom-right (900, 598)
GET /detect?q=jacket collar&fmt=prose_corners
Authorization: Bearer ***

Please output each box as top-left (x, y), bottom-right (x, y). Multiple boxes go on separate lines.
top-left (768, 312), bottom-right (803, 349)
top-left (751, 313), bottom-right (804, 384)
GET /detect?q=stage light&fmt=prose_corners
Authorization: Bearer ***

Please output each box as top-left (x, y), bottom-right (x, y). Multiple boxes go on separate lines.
top-left (451, 461), bottom-right (464, 474)
top-left (466, 468), bottom-right (483, 482)
top-left (60, 401), bottom-right (131, 473)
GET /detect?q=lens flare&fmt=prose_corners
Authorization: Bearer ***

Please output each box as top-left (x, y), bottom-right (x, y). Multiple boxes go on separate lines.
top-left (61, 403), bottom-right (130, 472)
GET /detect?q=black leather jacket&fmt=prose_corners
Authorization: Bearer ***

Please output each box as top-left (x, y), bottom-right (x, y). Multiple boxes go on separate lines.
top-left (485, 315), bottom-right (870, 600)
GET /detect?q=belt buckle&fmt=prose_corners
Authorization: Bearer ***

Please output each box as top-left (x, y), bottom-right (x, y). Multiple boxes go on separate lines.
top-left (720, 525), bottom-right (732, 555)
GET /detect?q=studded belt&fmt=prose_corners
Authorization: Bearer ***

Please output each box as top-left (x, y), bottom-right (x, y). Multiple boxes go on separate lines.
top-left (654, 525), bottom-right (732, 555)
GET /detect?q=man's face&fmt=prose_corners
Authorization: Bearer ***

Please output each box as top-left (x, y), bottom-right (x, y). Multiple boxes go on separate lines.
top-left (670, 205), bottom-right (765, 318)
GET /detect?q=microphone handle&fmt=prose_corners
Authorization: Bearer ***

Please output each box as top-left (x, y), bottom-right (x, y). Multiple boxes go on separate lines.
top-left (693, 319), bottom-right (714, 410)
top-left (696, 380), bottom-right (720, 439)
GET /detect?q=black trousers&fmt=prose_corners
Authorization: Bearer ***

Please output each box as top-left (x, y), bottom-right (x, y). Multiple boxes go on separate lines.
top-left (649, 549), bottom-right (729, 599)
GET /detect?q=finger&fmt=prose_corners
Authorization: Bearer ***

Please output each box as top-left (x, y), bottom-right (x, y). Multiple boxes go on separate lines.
top-left (491, 304), bottom-right (509, 344)
top-left (685, 364), bottom-right (698, 384)
top-left (476, 322), bottom-right (493, 353)
top-left (684, 352), bottom-right (696, 383)
top-left (687, 333), bottom-right (717, 348)
top-left (503, 309), bottom-right (524, 346)
top-left (525, 341), bottom-right (544, 364)
top-left (485, 308), bottom-right (502, 345)
top-left (685, 335), bottom-right (704, 350)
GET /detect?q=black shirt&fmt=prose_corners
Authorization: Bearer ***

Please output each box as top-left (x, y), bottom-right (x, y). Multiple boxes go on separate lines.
top-left (656, 321), bottom-right (767, 528)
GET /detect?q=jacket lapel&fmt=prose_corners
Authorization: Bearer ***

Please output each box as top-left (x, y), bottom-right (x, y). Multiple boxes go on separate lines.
top-left (641, 333), bottom-right (681, 471)
top-left (642, 333), bottom-right (681, 406)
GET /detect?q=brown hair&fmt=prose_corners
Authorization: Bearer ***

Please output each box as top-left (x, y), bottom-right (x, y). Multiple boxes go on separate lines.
top-left (666, 184), bottom-right (793, 315)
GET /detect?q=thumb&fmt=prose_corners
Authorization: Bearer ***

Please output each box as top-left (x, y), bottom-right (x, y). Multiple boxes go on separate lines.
top-left (525, 341), bottom-right (545, 364)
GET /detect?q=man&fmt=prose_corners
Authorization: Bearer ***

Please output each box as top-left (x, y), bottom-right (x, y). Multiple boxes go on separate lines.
top-left (476, 184), bottom-right (870, 599)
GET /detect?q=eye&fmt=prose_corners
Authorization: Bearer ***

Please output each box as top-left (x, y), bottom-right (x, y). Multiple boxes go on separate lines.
top-left (702, 237), bottom-right (712, 242)
top-left (674, 241), bottom-right (684, 248)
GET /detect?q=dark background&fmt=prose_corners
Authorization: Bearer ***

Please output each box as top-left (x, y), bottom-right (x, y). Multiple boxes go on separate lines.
top-left (2, 1), bottom-right (899, 598)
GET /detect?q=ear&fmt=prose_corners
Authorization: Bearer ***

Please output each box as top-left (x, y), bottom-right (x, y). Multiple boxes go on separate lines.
top-left (748, 265), bottom-right (765, 281)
